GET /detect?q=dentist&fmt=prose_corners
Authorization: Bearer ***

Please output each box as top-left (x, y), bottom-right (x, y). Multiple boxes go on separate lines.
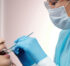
top-left (13, 0), bottom-right (70, 66)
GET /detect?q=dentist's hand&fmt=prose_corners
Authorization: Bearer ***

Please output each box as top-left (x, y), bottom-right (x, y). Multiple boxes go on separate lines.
top-left (13, 36), bottom-right (35, 66)
top-left (13, 36), bottom-right (47, 64)
top-left (14, 48), bottom-right (35, 66)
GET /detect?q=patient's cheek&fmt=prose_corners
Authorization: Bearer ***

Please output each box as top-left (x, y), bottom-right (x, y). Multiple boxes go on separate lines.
top-left (0, 56), bottom-right (11, 66)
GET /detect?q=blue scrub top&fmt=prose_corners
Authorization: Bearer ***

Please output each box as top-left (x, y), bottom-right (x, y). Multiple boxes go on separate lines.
top-left (54, 29), bottom-right (70, 66)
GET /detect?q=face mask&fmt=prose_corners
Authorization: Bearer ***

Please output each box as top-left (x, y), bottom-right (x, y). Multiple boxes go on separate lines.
top-left (44, 1), bottom-right (70, 30)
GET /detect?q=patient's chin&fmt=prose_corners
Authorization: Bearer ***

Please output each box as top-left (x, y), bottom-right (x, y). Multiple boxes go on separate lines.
top-left (0, 59), bottom-right (11, 66)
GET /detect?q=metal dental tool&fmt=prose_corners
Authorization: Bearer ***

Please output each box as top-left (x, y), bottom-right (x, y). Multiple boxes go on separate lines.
top-left (4, 32), bottom-right (34, 54)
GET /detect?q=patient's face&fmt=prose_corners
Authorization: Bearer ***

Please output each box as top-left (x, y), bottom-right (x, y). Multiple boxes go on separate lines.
top-left (0, 39), bottom-right (11, 66)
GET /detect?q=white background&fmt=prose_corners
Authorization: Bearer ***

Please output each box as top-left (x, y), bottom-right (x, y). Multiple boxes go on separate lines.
top-left (0, 0), bottom-right (61, 65)
top-left (0, 0), bottom-right (4, 38)
top-left (0, 0), bottom-right (1, 37)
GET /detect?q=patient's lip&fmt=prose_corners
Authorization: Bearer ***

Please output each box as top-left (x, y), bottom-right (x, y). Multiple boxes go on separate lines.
top-left (0, 48), bottom-right (10, 58)
top-left (4, 54), bottom-right (10, 58)
top-left (0, 49), bottom-right (10, 58)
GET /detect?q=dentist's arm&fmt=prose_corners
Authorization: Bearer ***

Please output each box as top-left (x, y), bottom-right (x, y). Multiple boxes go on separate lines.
top-left (13, 36), bottom-right (58, 66)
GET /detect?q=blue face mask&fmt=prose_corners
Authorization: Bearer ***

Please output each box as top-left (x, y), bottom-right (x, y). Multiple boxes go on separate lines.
top-left (45, 2), bottom-right (70, 30)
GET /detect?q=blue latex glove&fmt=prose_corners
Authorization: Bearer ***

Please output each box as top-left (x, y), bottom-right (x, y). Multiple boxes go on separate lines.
top-left (14, 48), bottom-right (35, 66)
top-left (13, 36), bottom-right (35, 66)
top-left (13, 36), bottom-right (47, 64)
top-left (54, 30), bottom-right (70, 66)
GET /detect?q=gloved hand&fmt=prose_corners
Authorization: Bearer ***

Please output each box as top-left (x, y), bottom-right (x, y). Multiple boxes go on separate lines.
top-left (14, 48), bottom-right (35, 66)
top-left (13, 36), bottom-right (35, 66)
top-left (13, 36), bottom-right (47, 64)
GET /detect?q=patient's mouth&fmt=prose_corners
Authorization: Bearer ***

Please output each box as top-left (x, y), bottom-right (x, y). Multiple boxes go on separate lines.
top-left (0, 49), bottom-right (8, 55)
top-left (0, 49), bottom-right (10, 58)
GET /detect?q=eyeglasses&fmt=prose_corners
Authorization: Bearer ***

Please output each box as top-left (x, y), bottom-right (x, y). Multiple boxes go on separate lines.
top-left (44, 1), bottom-right (51, 9)
top-left (44, 0), bottom-right (58, 9)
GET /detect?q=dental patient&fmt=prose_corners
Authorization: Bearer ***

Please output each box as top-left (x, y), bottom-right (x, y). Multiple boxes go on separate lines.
top-left (0, 38), bottom-right (16, 66)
